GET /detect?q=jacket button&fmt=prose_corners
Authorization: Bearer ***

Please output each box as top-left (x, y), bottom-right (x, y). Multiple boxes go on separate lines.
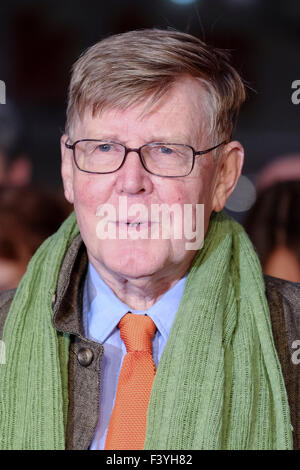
top-left (77, 347), bottom-right (94, 367)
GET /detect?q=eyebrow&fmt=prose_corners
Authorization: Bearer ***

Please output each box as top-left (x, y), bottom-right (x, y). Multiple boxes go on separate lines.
top-left (147, 135), bottom-right (192, 143)
top-left (89, 134), bottom-right (192, 144)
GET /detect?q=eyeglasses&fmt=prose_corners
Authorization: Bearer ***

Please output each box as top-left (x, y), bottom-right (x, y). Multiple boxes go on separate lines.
top-left (65, 139), bottom-right (227, 178)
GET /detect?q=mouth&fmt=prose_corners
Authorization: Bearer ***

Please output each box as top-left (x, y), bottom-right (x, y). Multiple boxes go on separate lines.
top-left (127, 222), bottom-right (142, 227)
top-left (115, 221), bottom-right (155, 228)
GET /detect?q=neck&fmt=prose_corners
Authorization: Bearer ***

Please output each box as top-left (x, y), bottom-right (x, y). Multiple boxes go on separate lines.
top-left (87, 253), bottom-right (196, 310)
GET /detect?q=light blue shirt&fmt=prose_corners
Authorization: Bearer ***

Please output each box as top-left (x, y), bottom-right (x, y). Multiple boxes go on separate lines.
top-left (82, 262), bottom-right (187, 450)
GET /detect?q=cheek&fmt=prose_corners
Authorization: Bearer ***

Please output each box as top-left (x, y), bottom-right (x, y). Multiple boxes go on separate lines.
top-left (72, 174), bottom-right (116, 243)
top-left (156, 177), bottom-right (211, 207)
top-left (190, 163), bottom-right (217, 206)
top-left (158, 167), bottom-right (216, 237)
top-left (155, 180), bottom-right (191, 205)
top-left (73, 174), bottom-right (113, 214)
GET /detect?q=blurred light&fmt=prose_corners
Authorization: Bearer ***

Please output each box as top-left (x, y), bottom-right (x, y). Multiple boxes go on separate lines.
top-left (225, 175), bottom-right (256, 213)
top-left (169, 0), bottom-right (198, 5)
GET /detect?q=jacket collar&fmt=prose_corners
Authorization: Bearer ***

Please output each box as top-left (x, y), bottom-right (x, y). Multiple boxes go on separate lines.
top-left (52, 233), bottom-right (88, 337)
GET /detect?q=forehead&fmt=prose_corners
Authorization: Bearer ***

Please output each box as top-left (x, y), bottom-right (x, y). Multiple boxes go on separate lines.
top-left (72, 77), bottom-right (210, 146)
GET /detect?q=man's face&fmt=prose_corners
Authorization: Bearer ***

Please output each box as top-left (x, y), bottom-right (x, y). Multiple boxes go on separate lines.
top-left (62, 77), bottom-right (241, 281)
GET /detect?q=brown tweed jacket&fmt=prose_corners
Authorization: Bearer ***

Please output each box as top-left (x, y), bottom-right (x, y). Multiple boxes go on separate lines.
top-left (0, 234), bottom-right (300, 449)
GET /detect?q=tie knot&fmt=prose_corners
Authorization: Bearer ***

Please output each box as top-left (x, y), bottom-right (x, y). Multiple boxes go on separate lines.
top-left (118, 313), bottom-right (156, 353)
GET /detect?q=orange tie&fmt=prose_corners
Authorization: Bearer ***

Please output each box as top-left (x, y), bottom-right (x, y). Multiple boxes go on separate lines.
top-left (104, 313), bottom-right (157, 450)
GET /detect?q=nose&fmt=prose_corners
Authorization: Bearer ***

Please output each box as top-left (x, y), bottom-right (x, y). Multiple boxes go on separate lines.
top-left (115, 149), bottom-right (153, 195)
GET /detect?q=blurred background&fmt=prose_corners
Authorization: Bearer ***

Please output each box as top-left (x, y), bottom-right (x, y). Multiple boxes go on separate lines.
top-left (0, 0), bottom-right (299, 287)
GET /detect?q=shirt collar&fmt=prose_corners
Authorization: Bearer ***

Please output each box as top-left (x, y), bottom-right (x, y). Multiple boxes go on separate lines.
top-left (83, 262), bottom-right (187, 344)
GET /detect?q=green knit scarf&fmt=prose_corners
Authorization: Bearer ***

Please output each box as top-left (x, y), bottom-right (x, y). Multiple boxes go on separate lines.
top-left (0, 211), bottom-right (293, 449)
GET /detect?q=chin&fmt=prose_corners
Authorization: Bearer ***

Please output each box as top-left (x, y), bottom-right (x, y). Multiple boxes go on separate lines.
top-left (98, 241), bottom-right (166, 279)
top-left (112, 264), bottom-right (156, 280)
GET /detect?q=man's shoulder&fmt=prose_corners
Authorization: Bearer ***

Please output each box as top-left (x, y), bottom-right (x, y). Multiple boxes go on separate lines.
top-left (0, 289), bottom-right (16, 338)
top-left (264, 273), bottom-right (300, 337)
top-left (264, 273), bottom-right (300, 300)
top-left (264, 274), bottom-right (300, 450)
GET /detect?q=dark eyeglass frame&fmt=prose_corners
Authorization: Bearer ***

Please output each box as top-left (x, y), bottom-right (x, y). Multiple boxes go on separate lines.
top-left (65, 139), bottom-right (227, 178)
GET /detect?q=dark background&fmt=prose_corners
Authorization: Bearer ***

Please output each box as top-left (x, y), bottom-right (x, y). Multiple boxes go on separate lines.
top-left (0, 0), bottom-right (299, 190)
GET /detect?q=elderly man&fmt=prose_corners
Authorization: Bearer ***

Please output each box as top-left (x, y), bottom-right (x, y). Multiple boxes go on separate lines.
top-left (0, 29), bottom-right (299, 450)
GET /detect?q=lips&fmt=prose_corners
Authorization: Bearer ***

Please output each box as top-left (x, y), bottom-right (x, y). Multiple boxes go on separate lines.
top-left (115, 221), bottom-right (154, 227)
top-left (127, 222), bottom-right (142, 227)
top-left (114, 219), bottom-right (159, 225)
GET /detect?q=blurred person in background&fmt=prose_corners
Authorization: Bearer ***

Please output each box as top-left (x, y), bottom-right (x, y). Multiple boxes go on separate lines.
top-left (0, 103), bottom-right (32, 186)
top-left (245, 155), bottom-right (300, 283)
top-left (0, 185), bottom-right (72, 291)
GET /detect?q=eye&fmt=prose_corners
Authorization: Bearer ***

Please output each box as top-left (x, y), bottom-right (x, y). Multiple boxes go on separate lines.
top-left (159, 146), bottom-right (174, 155)
top-left (97, 143), bottom-right (113, 152)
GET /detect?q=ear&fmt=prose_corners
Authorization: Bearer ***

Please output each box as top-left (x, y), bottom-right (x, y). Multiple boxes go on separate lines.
top-left (212, 140), bottom-right (244, 212)
top-left (61, 134), bottom-right (75, 204)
